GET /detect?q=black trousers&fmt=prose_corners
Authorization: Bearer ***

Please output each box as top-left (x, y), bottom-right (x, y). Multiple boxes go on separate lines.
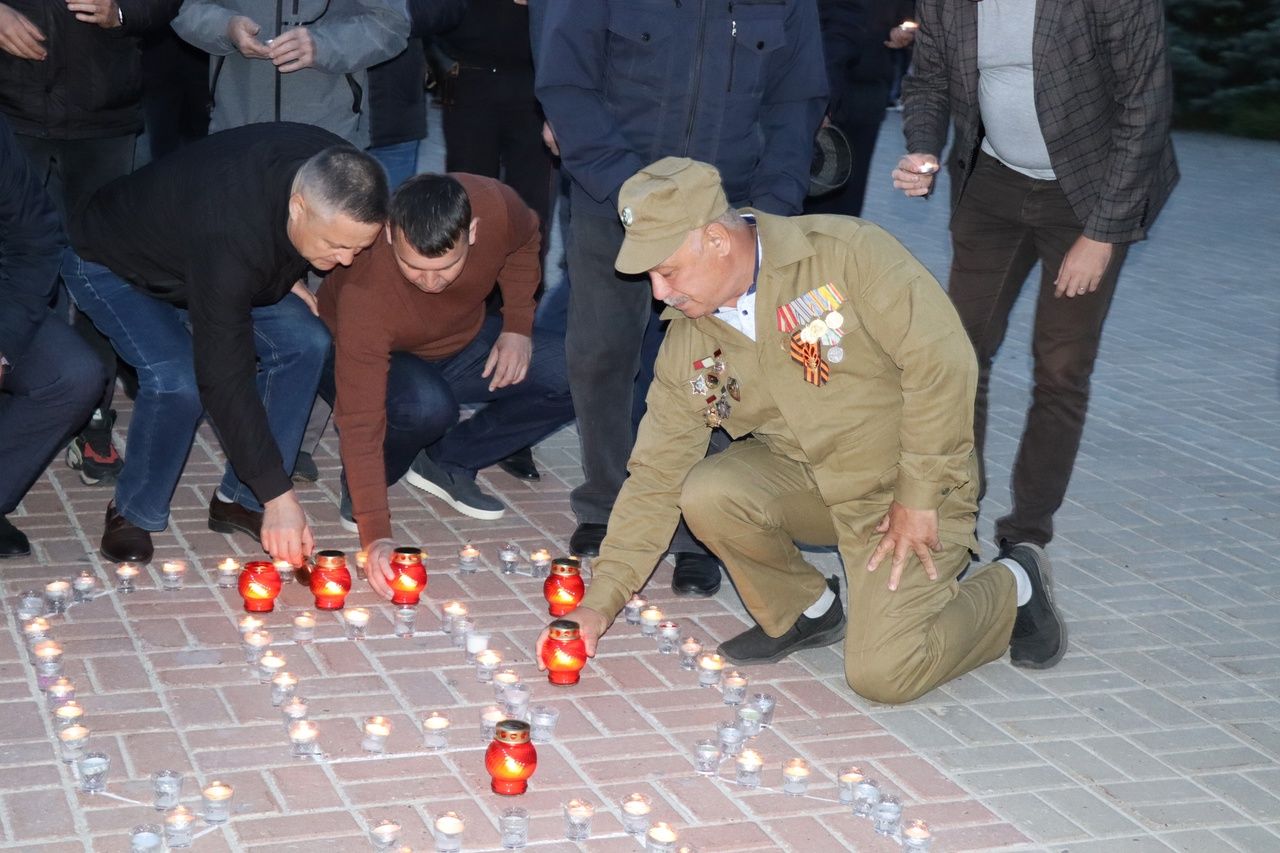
top-left (949, 151), bottom-right (1128, 548)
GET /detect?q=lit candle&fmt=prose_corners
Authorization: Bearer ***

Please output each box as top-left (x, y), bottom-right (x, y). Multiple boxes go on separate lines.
top-left (289, 718), bottom-right (320, 757)
top-left (852, 777), bottom-right (882, 818)
top-left (492, 668), bottom-right (521, 701)
top-left (464, 630), bottom-right (492, 664)
top-left (722, 670), bottom-right (749, 705)
top-left (344, 607), bottom-right (371, 640)
top-left (541, 619), bottom-right (587, 685)
top-left (501, 681), bottom-right (532, 722)
top-left (270, 671), bottom-right (298, 706)
top-left (310, 550), bottom-right (352, 610)
top-left (33, 639), bottom-right (64, 690)
top-left (750, 692), bottom-right (777, 727)
top-left (543, 557), bottom-right (584, 617)
top-left (273, 559), bottom-right (295, 585)
top-left (238, 560), bottom-right (282, 613)
top-left (873, 793), bottom-right (903, 838)
top-left (837, 766), bottom-right (865, 803)
top-left (201, 780), bottom-right (234, 824)
top-left (450, 616), bottom-right (474, 649)
top-left (696, 652), bottom-right (724, 687)
top-left (656, 620), bottom-right (680, 654)
top-left (216, 558), bottom-right (241, 588)
top-left (693, 738), bottom-right (721, 774)
top-left (623, 594), bottom-right (647, 625)
top-left (915, 160), bottom-right (938, 174)
top-left (646, 821), bottom-right (678, 853)
top-left (735, 749), bottom-right (763, 788)
top-left (639, 606), bottom-right (663, 636)
top-left (242, 630), bottom-right (272, 664)
top-left (562, 798), bottom-right (595, 841)
top-left (238, 614), bottom-right (265, 636)
top-left (16, 589), bottom-right (44, 620)
top-left (77, 751), bottom-right (110, 794)
top-left (475, 648), bottom-right (503, 682)
top-left (54, 700), bottom-right (85, 729)
top-left (164, 806), bottom-right (195, 847)
top-left (479, 705), bottom-right (506, 742)
top-left (529, 704), bottom-right (559, 743)
top-left (160, 560), bottom-right (187, 591)
top-left (782, 757), bottom-right (811, 795)
top-left (57, 724), bottom-right (90, 763)
top-left (433, 811), bottom-right (465, 852)
top-left (393, 606), bottom-right (416, 637)
top-left (354, 550), bottom-right (368, 575)
top-left (257, 650), bottom-right (286, 684)
top-left (281, 696), bottom-right (309, 728)
top-left (619, 792), bottom-right (652, 836)
top-left (441, 600), bottom-right (467, 634)
top-left (422, 711), bottom-right (450, 750)
top-left (361, 716), bottom-right (392, 753)
top-left (457, 542), bottom-right (480, 574)
top-left (369, 818), bottom-right (401, 851)
top-left (46, 677), bottom-right (75, 708)
top-left (116, 563), bottom-right (140, 593)
top-left (902, 818), bottom-right (933, 851)
top-left (529, 548), bottom-right (552, 579)
top-left (899, 19), bottom-right (918, 31)
top-left (389, 547), bottom-right (427, 606)
top-left (22, 616), bottom-right (50, 648)
top-left (72, 570), bottom-right (99, 602)
top-left (292, 612), bottom-right (316, 644)
top-left (485, 719), bottom-right (537, 795)
top-left (499, 542), bottom-right (520, 575)
top-left (151, 769), bottom-right (184, 811)
top-left (735, 704), bottom-right (762, 737)
top-left (44, 580), bottom-right (72, 614)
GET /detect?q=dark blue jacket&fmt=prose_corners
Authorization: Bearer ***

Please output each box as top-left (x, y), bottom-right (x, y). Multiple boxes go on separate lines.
top-left (0, 114), bottom-right (64, 368)
top-left (532, 0), bottom-right (828, 220)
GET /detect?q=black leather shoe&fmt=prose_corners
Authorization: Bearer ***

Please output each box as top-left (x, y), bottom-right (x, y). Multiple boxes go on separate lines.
top-left (101, 503), bottom-right (153, 563)
top-left (0, 516), bottom-right (31, 558)
top-left (718, 576), bottom-right (845, 665)
top-left (1007, 543), bottom-right (1067, 669)
top-left (569, 522), bottom-right (608, 557)
top-left (208, 494), bottom-right (263, 543)
top-left (497, 447), bottom-right (540, 481)
top-left (671, 552), bottom-right (721, 597)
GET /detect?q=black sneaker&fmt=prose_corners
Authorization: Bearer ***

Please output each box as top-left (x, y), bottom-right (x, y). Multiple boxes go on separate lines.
top-left (292, 451), bottom-right (320, 484)
top-left (718, 576), bottom-right (845, 665)
top-left (404, 452), bottom-right (506, 520)
top-left (66, 408), bottom-right (124, 485)
top-left (1007, 543), bottom-right (1068, 669)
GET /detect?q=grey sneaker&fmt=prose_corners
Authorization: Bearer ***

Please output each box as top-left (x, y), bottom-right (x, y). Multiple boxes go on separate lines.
top-left (404, 452), bottom-right (506, 520)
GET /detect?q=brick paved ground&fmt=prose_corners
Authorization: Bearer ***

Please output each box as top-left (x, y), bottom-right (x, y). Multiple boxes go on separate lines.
top-left (2, 116), bottom-right (1277, 852)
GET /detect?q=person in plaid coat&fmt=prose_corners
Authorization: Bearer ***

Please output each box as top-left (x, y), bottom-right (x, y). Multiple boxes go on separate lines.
top-left (893, 0), bottom-right (1178, 554)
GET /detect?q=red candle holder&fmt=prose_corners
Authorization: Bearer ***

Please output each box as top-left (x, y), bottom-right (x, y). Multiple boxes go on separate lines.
top-left (484, 719), bottom-right (537, 795)
top-left (309, 550), bottom-right (352, 610)
top-left (541, 619), bottom-right (587, 685)
top-left (238, 561), bottom-right (282, 613)
top-left (543, 557), bottom-right (584, 618)
top-left (389, 547), bottom-right (427, 606)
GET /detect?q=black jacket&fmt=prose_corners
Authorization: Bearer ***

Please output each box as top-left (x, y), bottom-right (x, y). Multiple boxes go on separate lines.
top-left (0, 114), bottom-right (64, 368)
top-left (366, 0), bottom-right (465, 149)
top-left (819, 0), bottom-right (914, 128)
top-left (0, 0), bottom-right (177, 139)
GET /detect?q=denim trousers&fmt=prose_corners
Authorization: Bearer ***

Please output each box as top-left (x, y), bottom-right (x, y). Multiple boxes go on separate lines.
top-left (368, 140), bottom-right (420, 189)
top-left (321, 313), bottom-right (575, 485)
top-left (61, 252), bottom-right (330, 530)
top-left (0, 312), bottom-right (103, 514)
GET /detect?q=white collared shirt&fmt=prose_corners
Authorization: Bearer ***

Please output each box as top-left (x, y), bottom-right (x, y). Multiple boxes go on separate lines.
top-left (712, 214), bottom-right (761, 341)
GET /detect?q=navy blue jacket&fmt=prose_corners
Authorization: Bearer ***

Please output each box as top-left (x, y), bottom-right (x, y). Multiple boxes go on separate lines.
top-left (0, 114), bottom-right (64, 368)
top-left (532, 0), bottom-right (828, 220)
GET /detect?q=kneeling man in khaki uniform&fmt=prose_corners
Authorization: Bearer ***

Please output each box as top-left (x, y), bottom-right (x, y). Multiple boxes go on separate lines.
top-left (537, 158), bottom-right (1066, 703)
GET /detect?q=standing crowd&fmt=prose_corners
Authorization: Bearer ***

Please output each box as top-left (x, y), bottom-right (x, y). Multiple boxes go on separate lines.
top-left (1, 0), bottom-right (1176, 705)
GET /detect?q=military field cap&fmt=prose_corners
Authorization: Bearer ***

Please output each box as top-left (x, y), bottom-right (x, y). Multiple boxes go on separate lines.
top-left (615, 157), bottom-right (731, 275)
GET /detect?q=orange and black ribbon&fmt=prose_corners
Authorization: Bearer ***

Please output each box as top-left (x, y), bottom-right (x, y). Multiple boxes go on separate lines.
top-left (789, 333), bottom-right (830, 386)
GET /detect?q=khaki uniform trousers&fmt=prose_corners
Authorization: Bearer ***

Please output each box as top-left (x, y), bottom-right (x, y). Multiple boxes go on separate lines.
top-left (679, 438), bottom-right (1017, 704)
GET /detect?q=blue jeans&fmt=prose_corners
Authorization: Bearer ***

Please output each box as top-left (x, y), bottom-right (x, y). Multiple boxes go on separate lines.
top-left (321, 314), bottom-right (574, 484)
top-left (61, 252), bottom-right (329, 530)
top-left (368, 140), bottom-right (420, 189)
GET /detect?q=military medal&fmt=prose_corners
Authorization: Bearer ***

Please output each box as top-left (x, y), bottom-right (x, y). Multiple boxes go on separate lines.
top-left (688, 374), bottom-right (709, 395)
top-left (702, 395), bottom-right (722, 428)
top-left (726, 377), bottom-right (741, 401)
top-left (789, 332), bottom-right (830, 386)
top-left (692, 350), bottom-right (722, 371)
top-left (827, 346), bottom-right (844, 364)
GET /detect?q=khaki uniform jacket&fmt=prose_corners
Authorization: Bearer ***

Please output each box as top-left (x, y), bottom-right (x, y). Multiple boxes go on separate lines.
top-left (579, 212), bottom-right (982, 620)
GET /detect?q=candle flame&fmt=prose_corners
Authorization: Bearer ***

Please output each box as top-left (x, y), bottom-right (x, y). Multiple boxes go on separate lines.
top-left (549, 649), bottom-right (583, 668)
top-left (247, 581), bottom-right (271, 597)
top-left (322, 581), bottom-right (344, 595)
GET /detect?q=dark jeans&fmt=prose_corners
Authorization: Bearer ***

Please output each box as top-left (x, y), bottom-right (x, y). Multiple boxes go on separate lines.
top-left (368, 140), bottom-right (420, 188)
top-left (18, 133), bottom-right (137, 415)
top-left (320, 314), bottom-right (574, 485)
top-left (948, 151), bottom-right (1128, 547)
top-left (61, 253), bottom-right (330, 530)
top-left (0, 312), bottom-right (103, 514)
top-left (565, 211), bottom-right (710, 554)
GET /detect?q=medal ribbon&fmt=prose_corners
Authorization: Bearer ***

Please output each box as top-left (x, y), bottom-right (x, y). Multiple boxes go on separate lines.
top-left (789, 334), bottom-right (830, 386)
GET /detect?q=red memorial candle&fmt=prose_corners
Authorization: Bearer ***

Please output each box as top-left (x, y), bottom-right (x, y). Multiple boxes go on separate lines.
top-left (541, 619), bottom-right (587, 686)
top-left (485, 719), bottom-right (537, 795)
top-left (543, 557), bottom-right (584, 618)
top-left (238, 561), bottom-right (282, 613)
top-left (309, 550), bottom-right (352, 610)
top-left (389, 547), bottom-right (427, 606)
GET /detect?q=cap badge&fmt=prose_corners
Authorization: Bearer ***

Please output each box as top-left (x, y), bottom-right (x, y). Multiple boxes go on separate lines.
top-left (620, 207), bottom-right (634, 227)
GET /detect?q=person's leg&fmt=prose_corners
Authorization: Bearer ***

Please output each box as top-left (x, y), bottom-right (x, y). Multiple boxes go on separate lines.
top-left (442, 71), bottom-right (503, 178)
top-left (566, 212), bottom-right (654, 525)
top-left (368, 140), bottom-right (421, 189)
top-left (60, 252), bottom-right (203, 531)
top-left (382, 353), bottom-right (458, 485)
top-left (496, 92), bottom-right (554, 238)
top-left (995, 192), bottom-right (1128, 548)
top-left (946, 152), bottom-right (1041, 498)
top-left (216, 294), bottom-right (331, 512)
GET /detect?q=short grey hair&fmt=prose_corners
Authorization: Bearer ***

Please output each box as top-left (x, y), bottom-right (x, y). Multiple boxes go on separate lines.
top-left (291, 147), bottom-right (389, 224)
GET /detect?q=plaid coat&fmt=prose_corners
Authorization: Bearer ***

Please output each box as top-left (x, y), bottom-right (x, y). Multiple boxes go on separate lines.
top-left (902, 0), bottom-right (1179, 243)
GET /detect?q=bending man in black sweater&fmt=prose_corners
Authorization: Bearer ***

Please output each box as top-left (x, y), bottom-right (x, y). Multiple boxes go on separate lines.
top-left (64, 122), bottom-right (388, 565)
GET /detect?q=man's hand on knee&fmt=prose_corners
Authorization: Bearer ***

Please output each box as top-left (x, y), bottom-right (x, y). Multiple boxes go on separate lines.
top-left (865, 501), bottom-right (941, 591)
top-left (535, 606), bottom-right (609, 667)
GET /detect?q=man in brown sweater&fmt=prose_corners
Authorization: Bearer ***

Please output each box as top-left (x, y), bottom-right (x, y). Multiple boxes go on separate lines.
top-left (318, 173), bottom-right (574, 588)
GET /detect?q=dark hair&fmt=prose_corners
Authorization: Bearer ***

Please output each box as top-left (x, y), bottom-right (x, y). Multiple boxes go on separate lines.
top-left (388, 174), bottom-right (472, 257)
top-left (292, 146), bottom-right (389, 224)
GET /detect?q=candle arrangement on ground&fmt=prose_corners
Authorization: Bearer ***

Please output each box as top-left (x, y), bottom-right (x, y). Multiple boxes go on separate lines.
top-left (310, 550), bottom-right (352, 609)
top-left (543, 557), bottom-right (584, 616)
top-left (388, 546), bottom-right (427, 605)
top-left (485, 720), bottom-right (537, 795)
top-left (238, 561), bottom-right (282, 612)
top-left (540, 619), bottom-right (587, 685)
